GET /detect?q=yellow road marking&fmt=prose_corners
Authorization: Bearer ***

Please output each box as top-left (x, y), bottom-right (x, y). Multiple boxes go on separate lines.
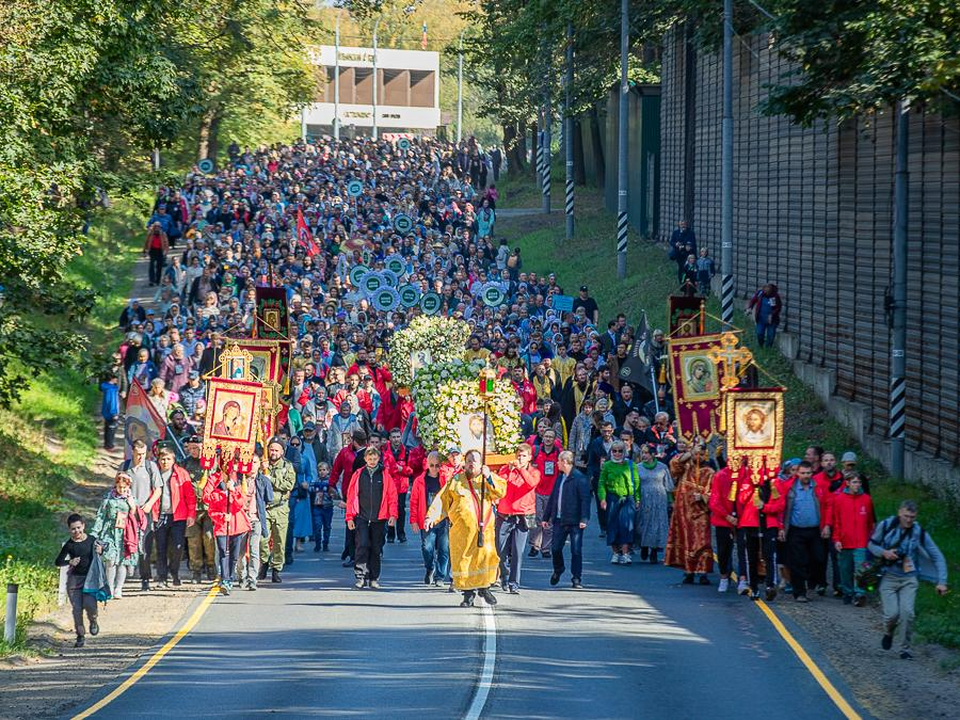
top-left (72, 586), bottom-right (220, 719)
top-left (754, 598), bottom-right (861, 720)
top-left (713, 551), bottom-right (859, 719)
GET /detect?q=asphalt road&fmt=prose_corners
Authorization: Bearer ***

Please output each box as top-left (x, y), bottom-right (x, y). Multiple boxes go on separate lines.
top-left (75, 521), bottom-right (866, 719)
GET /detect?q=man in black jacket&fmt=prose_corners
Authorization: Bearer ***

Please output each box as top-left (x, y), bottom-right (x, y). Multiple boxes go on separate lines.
top-left (543, 451), bottom-right (591, 589)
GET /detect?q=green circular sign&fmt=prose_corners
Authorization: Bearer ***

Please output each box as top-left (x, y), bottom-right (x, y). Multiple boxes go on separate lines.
top-left (198, 158), bottom-right (215, 174)
top-left (398, 138), bottom-right (411, 150)
top-left (419, 291), bottom-right (442, 316)
top-left (380, 269), bottom-right (399, 288)
top-left (398, 283), bottom-right (420, 308)
top-left (393, 213), bottom-right (413, 233)
top-left (361, 272), bottom-right (384, 296)
top-left (347, 180), bottom-right (363, 198)
top-left (349, 265), bottom-right (369, 287)
top-left (373, 287), bottom-right (400, 313)
top-left (481, 285), bottom-right (507, 308)
top-left (386, 256), bottom-right (406, 276)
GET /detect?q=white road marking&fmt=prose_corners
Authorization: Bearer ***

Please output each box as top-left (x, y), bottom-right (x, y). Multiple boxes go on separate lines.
top-left (464, 604), bottom-right (497, 720)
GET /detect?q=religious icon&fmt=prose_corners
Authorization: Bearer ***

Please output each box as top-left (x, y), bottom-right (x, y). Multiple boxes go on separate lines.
top-left (733, 399), bottom-right (777, 449)
top-left (206, 384), bottom-right (259, 444)
top-left (212, 400), bottom-right (247, 439)
top-left (456, 412), bottom-right (494, 455)
top-left (680, 353), bottom-right (718, 400)
top-left (410, 349), bottom-right (433, 378)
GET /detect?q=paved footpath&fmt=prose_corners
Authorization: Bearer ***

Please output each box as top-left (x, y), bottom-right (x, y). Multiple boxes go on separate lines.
top-left (72, 522), bottom-right (868, 719)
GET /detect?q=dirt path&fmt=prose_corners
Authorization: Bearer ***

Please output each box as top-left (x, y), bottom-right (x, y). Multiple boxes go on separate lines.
top-left (0, 256), bottom-right (205, 719)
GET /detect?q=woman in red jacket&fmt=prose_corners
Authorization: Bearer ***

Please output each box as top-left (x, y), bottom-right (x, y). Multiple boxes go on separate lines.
top-left (832, 474), bottom-right (874, 606)
top-left (202, 461), bottom-right (252, 595)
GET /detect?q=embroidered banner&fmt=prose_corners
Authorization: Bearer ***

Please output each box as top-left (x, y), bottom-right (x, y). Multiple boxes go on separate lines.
top-left (668, 295), bottom-right (705, 337)
top-left (254, 287), bottom-right (290, 340)
top-left (201, 377), bottom-right (264, 471)
top-left (723, 387), bottom-right (786, 474)
top-left (667, 333), bottom-right (728, 442)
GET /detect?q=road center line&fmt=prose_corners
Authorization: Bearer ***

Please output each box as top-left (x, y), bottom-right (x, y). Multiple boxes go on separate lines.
top-left (71, 586), bottom-right (220, 719)
top-left (464, 604), bottom-right (497, 720)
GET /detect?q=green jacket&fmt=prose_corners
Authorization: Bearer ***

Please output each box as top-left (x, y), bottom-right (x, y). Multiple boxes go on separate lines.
top-left (598, 459), bottom-right (641, 503)
top-left (267, 458), bottom-right (296, 507)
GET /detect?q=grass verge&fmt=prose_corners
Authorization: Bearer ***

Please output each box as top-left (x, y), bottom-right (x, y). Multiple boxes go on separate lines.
top-left (0, 194), bottom-right (145, 654)
top-left (499, 183), bottom-right (960, 648)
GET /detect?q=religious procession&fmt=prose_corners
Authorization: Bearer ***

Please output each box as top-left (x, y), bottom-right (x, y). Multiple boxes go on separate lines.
top-left (58, 135), bottom-right (946, 670)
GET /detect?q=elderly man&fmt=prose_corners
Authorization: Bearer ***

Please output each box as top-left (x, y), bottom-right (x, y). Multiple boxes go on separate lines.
top-left (543, 451), bottom-right (591, 589)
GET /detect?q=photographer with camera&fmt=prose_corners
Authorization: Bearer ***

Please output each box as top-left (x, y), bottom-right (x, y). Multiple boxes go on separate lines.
top-left (867, 500), bottom-right (948, 659)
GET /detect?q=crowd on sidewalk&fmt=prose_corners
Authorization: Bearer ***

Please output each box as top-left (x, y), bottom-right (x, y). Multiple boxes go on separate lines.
top-left (58, 136), bottom-right (946, 659)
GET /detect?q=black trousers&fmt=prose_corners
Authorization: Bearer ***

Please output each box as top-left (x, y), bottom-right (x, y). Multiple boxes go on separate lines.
top-left (103, 416), bottom-right (118, 449)
top-left (155, 514), bottom-right (186, 581)
top-left (386, 493), bottom-right (407, 541)
top-left (591, 476), bottom-right (607, 531)
top-left (342, 523), bottom-right (355, 561)
top-left (495, 514), bottom-right (529, 587)
top-left (354, 517), bottom-right (387, 581)
top-left (738, 527), bottom-right (778, 592)
top-left (715, 526), bottom-right (736, 576)
top-left (139, 521), bottom-right (156, 582)
top-left (787, 526), bottom-right (824, 597)
top-left (148, 247), bottom-right (165, 285)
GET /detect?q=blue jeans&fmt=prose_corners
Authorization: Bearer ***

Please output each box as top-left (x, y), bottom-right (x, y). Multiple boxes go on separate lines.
top-left (756, 319), bottom-right (777, 347)
top-left (552, 524), bottom-right (584, 581)
top-left (420, 523), bottom-right (450, 580)
top-left (312, 506), bottom-right (333, 549)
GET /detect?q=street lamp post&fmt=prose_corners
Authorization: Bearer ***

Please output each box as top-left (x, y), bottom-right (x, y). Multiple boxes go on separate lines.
top-left (616, 0), bottom-right (628, 279)
top-left (720, 0), bottom-right (735, 327)
top-left (564, 22), bottom-right (574, 241)
top-left (457, 30), bottom-right (465, 143)
top-left (372, 18), bottom-right (381, 141)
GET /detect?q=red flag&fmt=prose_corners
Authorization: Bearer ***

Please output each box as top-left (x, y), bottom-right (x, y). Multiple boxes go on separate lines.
top-left (124, 378), bottom-right (167, 459)
top-left (296, 207), bottom-right (320, 256)
top-left (421, 22), bottom-right (428, 50)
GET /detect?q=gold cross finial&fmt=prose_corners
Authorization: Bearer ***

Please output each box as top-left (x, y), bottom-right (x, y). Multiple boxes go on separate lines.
top-left (707, 333), bottom-right (753, 388)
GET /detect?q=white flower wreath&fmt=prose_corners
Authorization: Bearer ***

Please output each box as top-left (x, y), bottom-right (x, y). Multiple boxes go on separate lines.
top-left (387, 315), bottom-right (471, 389)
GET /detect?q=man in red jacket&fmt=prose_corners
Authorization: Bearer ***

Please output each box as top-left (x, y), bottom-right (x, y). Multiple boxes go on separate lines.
top-left (708, 465), bottom-right (738, 593)
top-left (346, 446), bottom-right (397, 590)
top-left (496, 443), bottom-right (541, 594)
top-left (832, 474), bottom-right (874, 606)
top-left (154, 446), bottom-right (197, 588)
top-left (383, 428), bottom-right (414, 544)
top-left (409, 451), bottom-right (449, 586)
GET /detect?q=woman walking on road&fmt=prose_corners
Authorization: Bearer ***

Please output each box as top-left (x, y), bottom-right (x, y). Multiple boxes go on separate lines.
top-left (90, 471), bottom-right (142, 599)
top-left (634, 444), bottom-right (674, 565)
top-left (598, 441), bottom-right (641, 565)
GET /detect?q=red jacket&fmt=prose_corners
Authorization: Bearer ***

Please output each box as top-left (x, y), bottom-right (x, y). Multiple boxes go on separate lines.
top-left (708, 467), bottom-right (736, 528)
top-left (383, 442), bottom-right (415, 494)
top-left (330, 444), bottom-right (358, 490)
top-left (202, 474), bottom-right (252, 537)
top-left (513, 379), bottom-right (538, 416)
top-left (533, 441), bottom-right (562, 496)
top-left (154, 465), bottom-right (198, 523)
top-left (497, 464), bottom-right (540, 516)
top-left (345, 465), bottom-right (398, 522)
top-left (734, 474), bottom-right (786, 529)
top-left (832, 491), bottom-right (875, 550)
top-left (376, 391), bottom-right (403, 431)
top-left (409, 470), bottom-right (447, 528)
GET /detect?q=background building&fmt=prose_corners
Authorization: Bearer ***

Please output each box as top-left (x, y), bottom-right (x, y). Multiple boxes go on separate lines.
top-left (304, 45), bottom-right (441, 137)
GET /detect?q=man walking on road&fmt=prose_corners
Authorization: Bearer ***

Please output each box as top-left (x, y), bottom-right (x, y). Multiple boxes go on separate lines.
top-left (410, 451), bottom-right (450, 586)
top-left (544, 451), bottom-right (591, 589)
top-left (495, 443), bottom-right (540, 594)
top-left (123, 439), bottom-right (162, 591)
top-left (259, 437), bottom-right (296, 584)
top-left (346, 446), bottom-right (398, 589)
top-left (869, 500), bottom-right (948, 659)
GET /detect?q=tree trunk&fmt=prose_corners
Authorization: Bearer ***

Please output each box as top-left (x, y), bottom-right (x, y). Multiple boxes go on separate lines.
top-left (573, 117), bottom-right (586, 185)
top-left (589, 105), bottom-right (605, 188)
top-left (504, 122), bottom-right (526, 176)
top-left (198, 109), bottom-right (223, 167)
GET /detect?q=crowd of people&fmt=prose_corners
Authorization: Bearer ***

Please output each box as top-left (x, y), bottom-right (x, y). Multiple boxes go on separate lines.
top-left (57, 136), bottom-right (947, 660)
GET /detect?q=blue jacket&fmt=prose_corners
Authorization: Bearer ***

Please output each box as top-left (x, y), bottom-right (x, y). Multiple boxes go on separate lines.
top-left (543, 469), bottom-right (591, 526)
top-left (253, 472), bottom-right (275, 525)
top-left (100, 381), bottom-right (119, 419)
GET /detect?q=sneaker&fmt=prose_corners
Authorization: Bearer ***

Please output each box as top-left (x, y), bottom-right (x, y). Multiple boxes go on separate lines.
top-left (248, 580), bottom-right (258, 591)
top-left (795, 595), bottom-right (809, 603)
top-left (477, 588), bottom-right (498, 605)
top-left (899, 650), bottom-right (913, 660)
top-left (155, 580), bottom-right (169, 590)
top-left (765, 586), bottom-right (777, 602)
top-left (854, 595), bottom-right (866, 607)
top-left (354, 578), bottom-right (366, 590)
top-left (89, 620), bottom-right (99, 636)
top-left (572, 578), bottom-right (583, 589)
top-left (737, 579), bottom-right (750, 595)
top-left (342, 559), bottom-right (355, 568)
top-left (541, 551), bottom-right (552, 559)
top-left (74, 636), bottom-right (85, 648)
top-left (507, 584), bottom-right (520, 594)
top-left (718, 578), bottom-right (730, 593)
top-left (549, 572), bottom-right (560, 586)
top-left (425, 570), bottom-right (435, 585)
top-left (816, 584), bottom-right (827, 597)
top-left (435, 577), bottom-right (445, 587)
top-left (622, 554), bottom-right (633, 565)
top-left (399, 536), bottom-right (407, 544)
top-left (833, 588), bottom-right (844, 598)
top-left (369, 580), bottom-right (381, 590)
top-left (219, 582), bottom-right (231, 596)
top-left (114, 590), bottom-right (123, 599)
top-left (610, 553), bottom-right (620, 564)
top-left (882, 634), bottom-right (893, 650)
top-left (528, 548), bottom-right (539, 558)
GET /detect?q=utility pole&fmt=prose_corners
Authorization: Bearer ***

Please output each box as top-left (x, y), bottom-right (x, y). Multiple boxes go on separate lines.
top-left (616, 0), bottom-right (628, 279)
top-left (334, 14), bottom-right (341, 141)
top-left (890, 100), bottom-right (909, 478)
top-left (564, 22), bottom-right (575, 241)
top-left (542, 78), bottom-right (552, 215)
top-left (372, 18), bottom-right (381, 141)
top-left (720, 0), bottom-right (735, 327)
top-left (457, 30), bottom-right (465, 143)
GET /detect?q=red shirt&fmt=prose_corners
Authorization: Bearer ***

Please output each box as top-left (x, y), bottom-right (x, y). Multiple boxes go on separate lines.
top-left (497, 465), bottom-right (540, 515)
top-left (533, 441), bottom-right (562, 496)
top-left (708, 467), bottom-right (736, 527)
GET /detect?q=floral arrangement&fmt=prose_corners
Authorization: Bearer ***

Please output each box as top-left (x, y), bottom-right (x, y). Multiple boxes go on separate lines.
top-left (411, 359), bottom-right (522, 454)
top-left (387, 315), bottom-right (470, 389)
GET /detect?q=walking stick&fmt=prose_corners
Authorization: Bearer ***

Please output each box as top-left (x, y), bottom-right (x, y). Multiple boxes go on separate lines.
top-left (478, 398), bottom-right (487, 549)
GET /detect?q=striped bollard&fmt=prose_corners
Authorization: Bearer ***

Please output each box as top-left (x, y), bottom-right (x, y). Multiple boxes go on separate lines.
top-left (721, 273), bottom-right (735, 326)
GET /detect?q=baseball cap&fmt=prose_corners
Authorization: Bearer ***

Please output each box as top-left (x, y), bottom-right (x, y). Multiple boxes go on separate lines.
top-left (580, 285), bottom-right (588, 292)
top-left (841, 451), bottom-right (858, 463)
